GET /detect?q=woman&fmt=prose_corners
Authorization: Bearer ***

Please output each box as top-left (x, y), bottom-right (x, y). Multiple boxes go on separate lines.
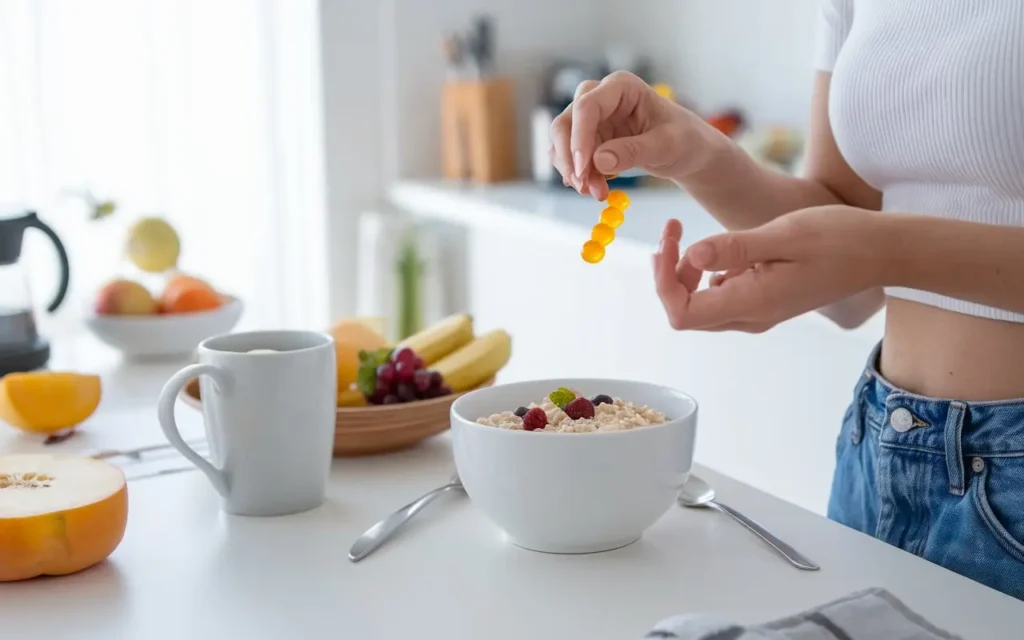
top-left (549, 0), bottom-right (1024, 600)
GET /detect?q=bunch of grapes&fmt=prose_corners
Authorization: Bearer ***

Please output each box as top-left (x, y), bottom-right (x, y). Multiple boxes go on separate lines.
top-left (367, 347), bottom-right (452, 405)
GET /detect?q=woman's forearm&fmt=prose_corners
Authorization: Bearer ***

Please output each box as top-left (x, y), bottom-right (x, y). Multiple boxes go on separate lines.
top-left (671, 129), bottom-right (846, 231)
top-left (884, 214), bottom-right (1024, 314)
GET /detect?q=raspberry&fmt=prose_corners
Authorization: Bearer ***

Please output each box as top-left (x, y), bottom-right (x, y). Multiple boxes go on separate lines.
top-left (564, 397), bottom-right (595, 420)
top-left (522, 407), bottom-right (548, 431)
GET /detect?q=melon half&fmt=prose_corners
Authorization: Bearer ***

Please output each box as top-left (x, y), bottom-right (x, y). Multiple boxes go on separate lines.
top-left (0, 454), bottom-right (128, 582)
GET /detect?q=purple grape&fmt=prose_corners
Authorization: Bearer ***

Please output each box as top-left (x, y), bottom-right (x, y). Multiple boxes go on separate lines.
top-left (396, 382), bottom-right (417, 402)
top-left (437, 385), bottom-right (452, 397)
top-left (376, 362), bottom-right (396, 388)
top-left (368, 389), bottom-right (388, 405)
top-left (412, 369), bottom-right (432, 393)
top-left (382, 394), bottom-right (399, 405)
top-left (413, 356), bottom-right (425, 370)
top-left (397, 360), bottom-right (418, 383)
top-left (391, 347), bottom-right (416, 367)
top-left (428, 370), bottom-right (444, 389)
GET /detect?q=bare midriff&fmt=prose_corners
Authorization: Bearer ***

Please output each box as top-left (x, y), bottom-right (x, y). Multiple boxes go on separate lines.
top-left (880, 297), bottom-right (1024, 401)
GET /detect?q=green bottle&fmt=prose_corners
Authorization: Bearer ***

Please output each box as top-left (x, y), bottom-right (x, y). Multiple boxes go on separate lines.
top-left (395, 232), bottom-right (424, 341)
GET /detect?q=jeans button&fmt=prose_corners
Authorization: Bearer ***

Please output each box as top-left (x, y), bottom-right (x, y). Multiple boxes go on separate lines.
top-left (890, 407), bottom-right (914, 432)
top-left (972, 457), bottom-right (985, 473)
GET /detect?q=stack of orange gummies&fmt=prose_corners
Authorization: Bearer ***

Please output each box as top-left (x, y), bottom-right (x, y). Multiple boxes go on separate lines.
top-left (581, 190), bottom-right (631, 264)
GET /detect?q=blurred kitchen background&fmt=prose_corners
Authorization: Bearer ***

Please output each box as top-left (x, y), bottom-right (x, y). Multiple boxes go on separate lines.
top-left (0, 0), bottom-right (882, 514)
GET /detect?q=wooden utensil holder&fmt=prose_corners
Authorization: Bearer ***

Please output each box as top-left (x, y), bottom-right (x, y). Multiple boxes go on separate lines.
top-left (441, 78), bottom-right (517, 183)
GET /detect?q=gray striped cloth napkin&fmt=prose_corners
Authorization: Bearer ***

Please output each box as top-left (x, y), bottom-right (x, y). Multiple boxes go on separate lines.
top-left (643, 588), bottom-right (961, 640)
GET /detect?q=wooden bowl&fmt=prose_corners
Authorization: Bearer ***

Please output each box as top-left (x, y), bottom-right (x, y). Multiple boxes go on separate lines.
top-left (179, 377), bottom-right (493, 456)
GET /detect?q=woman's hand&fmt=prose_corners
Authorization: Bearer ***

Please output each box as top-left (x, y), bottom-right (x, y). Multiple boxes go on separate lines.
top-left (652, 205), bottom-right (886, 332)
top-left (548, 71), bottom-right (722, 201)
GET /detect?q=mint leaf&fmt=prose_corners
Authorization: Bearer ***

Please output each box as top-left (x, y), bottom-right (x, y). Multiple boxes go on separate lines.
top-left (357, 363), bottom-right (377, 397)
top-left (355, 347), bottom-right (395, 397)
top-left (548, 387), bottom-right (576, 409)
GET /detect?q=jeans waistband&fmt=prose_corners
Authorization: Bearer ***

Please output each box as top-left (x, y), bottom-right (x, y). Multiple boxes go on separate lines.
top-left (856, 341), bottom-right (1024, 459)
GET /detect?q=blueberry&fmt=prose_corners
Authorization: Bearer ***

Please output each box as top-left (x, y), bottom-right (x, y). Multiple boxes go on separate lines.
top-left (513, 406), bottom-right (528, 418)
top-left (592, 394), bottom-right (613, 406)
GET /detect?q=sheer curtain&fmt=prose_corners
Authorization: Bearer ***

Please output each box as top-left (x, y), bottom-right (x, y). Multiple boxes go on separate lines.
top-left (0, 0), bottom-right (330, 332)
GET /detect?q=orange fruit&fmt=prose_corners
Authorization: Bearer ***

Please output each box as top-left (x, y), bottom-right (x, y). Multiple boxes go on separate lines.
top-left (328, 319), bottom-right (390, 389)
top-left (161, 285), bottom-right (222, 314)
top-left (0, 372), bottom-right (102, 435)
top-left (158, 273), bottom-right (223, 314)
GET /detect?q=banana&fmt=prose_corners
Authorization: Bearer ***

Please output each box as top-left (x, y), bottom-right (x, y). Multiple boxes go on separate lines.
top-left (432, 329), bottom-right (512, 392)
top-left (398, 313), bottom-right (474, 365)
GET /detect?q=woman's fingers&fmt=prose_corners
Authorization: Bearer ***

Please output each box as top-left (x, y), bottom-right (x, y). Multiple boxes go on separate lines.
top-left (653, 219), bottom-right (693, 329)
top-left (550, 80), bottom-right (600, 192)
top-left (549, 103), bottom-right (577, 189)
top-left (676, 254), bottom-right (703, 293)
top-left (710, 268), bottom-right (748, 287)
top-left (571, 73), bottom-right (643, 180)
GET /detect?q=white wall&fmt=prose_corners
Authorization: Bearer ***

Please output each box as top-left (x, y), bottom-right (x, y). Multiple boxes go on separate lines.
top-left (388, 0), bottom-right (605, 180)
top-left (604, 0), bottom-right (821, 128)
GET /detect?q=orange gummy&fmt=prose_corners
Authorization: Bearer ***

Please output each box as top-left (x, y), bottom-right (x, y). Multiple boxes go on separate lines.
top-left (581, 240), bottom-right (605, 264)
top-left (600, 206), bottom-right (625, 229)
top-left (591, 223), bottom-right (615, 246)
top-left (607, 190), bottom-right (630, 211)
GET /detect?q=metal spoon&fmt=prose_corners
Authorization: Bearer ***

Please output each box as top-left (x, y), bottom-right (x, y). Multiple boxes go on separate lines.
top-left (678, 474), bottom-right (820, 571)
top-left (348, 473), bottom-right (465, 563)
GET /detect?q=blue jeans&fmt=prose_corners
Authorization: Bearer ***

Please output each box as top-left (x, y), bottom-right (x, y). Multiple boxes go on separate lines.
top-left (828, 342), bottom-right (1024, 601)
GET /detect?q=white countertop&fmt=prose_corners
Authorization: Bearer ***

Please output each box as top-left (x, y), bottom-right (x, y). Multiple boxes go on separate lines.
top-left (1, 327), bottom-right (1022, 639)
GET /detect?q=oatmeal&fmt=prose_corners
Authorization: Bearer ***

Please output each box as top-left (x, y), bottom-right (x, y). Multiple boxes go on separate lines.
top-left (475, 386), bottom-right (668, 433)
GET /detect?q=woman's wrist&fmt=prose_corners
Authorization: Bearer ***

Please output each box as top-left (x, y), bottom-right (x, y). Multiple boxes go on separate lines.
top-left (668, 117), bottom-right (736, 188)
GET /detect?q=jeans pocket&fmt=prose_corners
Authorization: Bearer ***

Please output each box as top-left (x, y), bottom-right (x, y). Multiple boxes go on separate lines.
top-left (971, 459), bottom-right (1024, 565)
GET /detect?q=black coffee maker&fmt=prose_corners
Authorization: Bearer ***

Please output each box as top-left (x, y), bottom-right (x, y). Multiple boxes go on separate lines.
top-left (0, 211), bottom-right (70, 375)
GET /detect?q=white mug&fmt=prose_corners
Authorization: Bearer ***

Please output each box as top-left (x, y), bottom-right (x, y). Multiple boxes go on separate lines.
top-left (157, 330), bottom-right (337, 517)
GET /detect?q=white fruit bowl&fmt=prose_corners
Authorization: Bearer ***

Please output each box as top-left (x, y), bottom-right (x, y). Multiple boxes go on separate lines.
top-left (450, 378), bottom-right (698, 554)
top-left (85, 296), bottom-right (244, 358)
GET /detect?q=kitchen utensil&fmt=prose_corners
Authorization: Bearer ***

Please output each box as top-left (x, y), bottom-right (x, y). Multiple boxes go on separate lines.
top-left (451, 378), bottom-right (698, 554)
top-left (126, 465), bottom-right (198, 482)
top-left (85, 296), bottom-right (244, 358)
top-left (678, 474), bottom-right (820, 571)
top-left (0, 210), bottom-right (70, 375)
top-left (157, 330), bottom-right (336, 517)
top-left (87, 438), bottom-right (207, 461)
top-left (179, 375), bottom-right (495, 457)
top-left (348, 473), bottom-right (465, 563)
top-left (442, 33), bottom-right (465, 80)
top-left (465, 15), bottom-right (494, 78)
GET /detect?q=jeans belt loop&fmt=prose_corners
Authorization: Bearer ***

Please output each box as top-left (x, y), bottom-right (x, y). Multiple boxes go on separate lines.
top-left (851, 374), bottom-right (871, 444)
top-left (944, 401), bottom-right (967, 496)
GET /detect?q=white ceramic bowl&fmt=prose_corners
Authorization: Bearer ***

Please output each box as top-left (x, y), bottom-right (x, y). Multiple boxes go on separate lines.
top-left (85, 296), bottom-right (244, 358)
top-left (450, 378), bottom-right (698, 554)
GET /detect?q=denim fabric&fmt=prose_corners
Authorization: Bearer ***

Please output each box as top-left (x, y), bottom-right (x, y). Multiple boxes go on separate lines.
top-left (828, 342), bottom-right (1024, 601)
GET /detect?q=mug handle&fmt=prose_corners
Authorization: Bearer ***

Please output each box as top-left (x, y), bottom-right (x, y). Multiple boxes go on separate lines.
top-left (157, 363), bottom-right (232, 498)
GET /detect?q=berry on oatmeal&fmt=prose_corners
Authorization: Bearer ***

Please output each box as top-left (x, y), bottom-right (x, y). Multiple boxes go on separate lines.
top-left (564, 397), bottom-right (596, 420)
top-left (475, 392), bottom-right (668, 433)
top-left (522, 407), bottom-right (548, 431)
top-left (592, 394), bottom-right (613, 406)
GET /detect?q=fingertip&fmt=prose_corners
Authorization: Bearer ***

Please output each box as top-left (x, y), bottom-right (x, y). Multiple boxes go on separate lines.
top-left (662, 218), bottom-right (683, 241)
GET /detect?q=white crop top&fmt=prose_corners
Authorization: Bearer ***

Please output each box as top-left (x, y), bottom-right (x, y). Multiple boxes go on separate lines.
top-left (815, 0), bottom-right (1024, 323)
